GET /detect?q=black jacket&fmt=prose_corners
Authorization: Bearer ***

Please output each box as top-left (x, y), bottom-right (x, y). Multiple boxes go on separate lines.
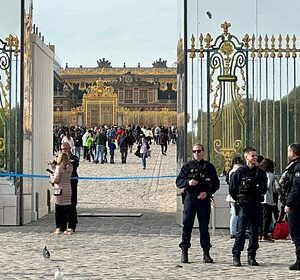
top-left (229, 165), bottom-right (267, 204)
top-left (69, 153), bottom-right (79, 186)
top-left (176, 159), bottom-right (220, 198)
top-left (286, 158), bottom-right (300, 207)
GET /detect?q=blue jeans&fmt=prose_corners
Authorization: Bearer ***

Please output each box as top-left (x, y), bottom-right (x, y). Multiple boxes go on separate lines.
top-left (74, 147), bottom-right (81, 160)
top-left (230, 202), bottom-right (238, 236)
top-left (96, 145), bottom-right (105, 162)
top-left (141, 152), bottom-right (147, 168)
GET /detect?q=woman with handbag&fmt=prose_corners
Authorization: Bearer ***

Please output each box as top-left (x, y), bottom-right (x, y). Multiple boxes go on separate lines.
top-left (50, 152), bottom-right (74, 235)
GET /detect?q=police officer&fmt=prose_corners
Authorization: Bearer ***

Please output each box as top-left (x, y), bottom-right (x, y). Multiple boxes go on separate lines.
top-left (176, 144), bottom-right (220, 263)
top-left (229, 147), bottom-right (267, 266)
top-left (282, 143), bottom-right (300, 270)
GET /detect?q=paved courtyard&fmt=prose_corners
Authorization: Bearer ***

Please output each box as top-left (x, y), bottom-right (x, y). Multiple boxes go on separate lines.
top-left (0, 144), bottom-right (299, 279)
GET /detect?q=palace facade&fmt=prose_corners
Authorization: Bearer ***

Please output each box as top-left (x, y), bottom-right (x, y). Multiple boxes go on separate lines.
top-left (54, 58), bottom-right (177, 128)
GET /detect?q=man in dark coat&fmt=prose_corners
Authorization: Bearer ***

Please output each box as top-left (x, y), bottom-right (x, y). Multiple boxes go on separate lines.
top-left (176, 143), bottom-right (220, 263)
top-left (229, 147), bottom-right (267, 267)
top-left (282, 143), bottom-right (300, 270)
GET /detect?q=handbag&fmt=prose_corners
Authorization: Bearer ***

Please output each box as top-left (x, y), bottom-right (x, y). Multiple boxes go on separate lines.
top-left (134, 147), bottom-right (141, 158)
top-left (272, 220), bottom-right (289, 239)
top-left (272, 207), bottom-right (289, 240)
top-left (52, 183), bottom-right (62, 196)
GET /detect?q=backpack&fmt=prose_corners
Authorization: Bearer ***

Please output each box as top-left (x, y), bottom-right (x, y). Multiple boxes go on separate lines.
top-left (108, 129), bottom-right (116, 139)
top-left (119, 136), bottom-right (127, 147)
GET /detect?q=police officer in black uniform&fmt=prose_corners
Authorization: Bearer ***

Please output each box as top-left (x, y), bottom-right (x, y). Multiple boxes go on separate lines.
top-left (281, 143), bottom-right (300, 270)
top-left (229, 147), bottom-right (267, 267)
top-left (176, 144), bottom-right (220, 263)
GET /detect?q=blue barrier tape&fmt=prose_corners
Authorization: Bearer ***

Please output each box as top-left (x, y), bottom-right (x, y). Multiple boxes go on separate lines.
top-left (0, 172), bottom-right (177, 181)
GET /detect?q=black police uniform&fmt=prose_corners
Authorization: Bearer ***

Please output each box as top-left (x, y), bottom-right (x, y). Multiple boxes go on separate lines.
top-left (69, 153), bottom-right (79, 230)
top-left (282, 157), bottom-right (300, 268)
top-left (229, 165), bottom-right (267, 265)
top-left (176, 159), bottom-right (220, 260)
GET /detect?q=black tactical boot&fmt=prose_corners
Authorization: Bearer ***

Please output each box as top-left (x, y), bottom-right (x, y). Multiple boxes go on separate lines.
top-left (203, 254), bottom-right (213, 263)
top-left (289, 259), bottom-right (300, 270)
top-left (181, 249), bottom-right (188, 263)
top-left (233, 256), bottom-right (241, 267)
top-left (248, 256), bottom-right (259, 266)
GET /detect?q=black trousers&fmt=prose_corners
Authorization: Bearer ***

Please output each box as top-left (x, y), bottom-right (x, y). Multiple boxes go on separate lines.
top-left (232, 203), bottom-right (262, 257)
top-left (55, 204), bottom-right (71, 231)
top-left (83, 146), bottom-right (89, 160)
top-left (68, 184), bottom-right (78, 229)
top-left (120, 146), bottom-right (128, 163)
top-left (179, 194), bottom-right (211, 253)
top-left (262, 203), bottom-right (273, 237)
top-left (288, 206), bottom-right (300, 258)
top-left (160, 144), bottom-right (167, 154)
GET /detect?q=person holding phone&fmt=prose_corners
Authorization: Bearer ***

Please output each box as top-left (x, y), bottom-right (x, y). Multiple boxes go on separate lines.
top-left (50, 152), bottom-right (73, 234)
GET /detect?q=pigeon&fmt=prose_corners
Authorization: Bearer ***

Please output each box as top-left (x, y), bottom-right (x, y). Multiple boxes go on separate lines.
top-left (42, 246), bottom-right (50, 259)
top-left (54, 267), bottom-right (64, 280)
top-left (206, 11), bottom-right (212, 19)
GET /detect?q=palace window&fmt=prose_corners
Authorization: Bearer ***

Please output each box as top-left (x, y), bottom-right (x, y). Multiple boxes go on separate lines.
top-left (124, 90), bottom-right (133, 103)
top-left (118, 90), bottom-right (124, 102)
top-left (149, 90), bottom-right (154, 102)
top-left (139, 90), bottom-right (148, 103)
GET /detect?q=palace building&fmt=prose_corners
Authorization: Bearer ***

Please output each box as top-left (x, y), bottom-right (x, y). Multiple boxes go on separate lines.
top-left (53, 58), bottom-right (177, 128)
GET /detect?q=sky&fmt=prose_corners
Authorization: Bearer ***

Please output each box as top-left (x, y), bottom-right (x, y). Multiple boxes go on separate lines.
top-left (32, 0), bottom-right (177, 68)
top-left (2, 0), bottom-right (300, 69)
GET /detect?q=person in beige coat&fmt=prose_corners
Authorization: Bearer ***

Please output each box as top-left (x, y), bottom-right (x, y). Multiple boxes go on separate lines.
top-left (50, 152), bottom-right (74, 235)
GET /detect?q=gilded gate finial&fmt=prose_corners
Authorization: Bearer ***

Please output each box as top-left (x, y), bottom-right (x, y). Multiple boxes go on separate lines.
top-left (242, 34), bottom-right (250, 48)
top-left (285, 35), bottom-right (290, 58)
top-left (292, 34), bottom-right (297, 58)
top-left (250, 34), bottom-right (256, 58)
top-left (190, 34), bottom-right (196, 58)
top-left (264, 35), bottom-right (269, 58)
top-left (204, 33), bottom-right (213, 48)
top-left (257, 35), bottom-right (263, 58)
top-left (5, 34), bottom-right (19, 57)
top-left (221, 22), bottom-right (231, 35)
top-left (199, 33), bottom-right (204, 58)
top-left (278, 34), bottom-right (283, 58)
top-left (270, 35), bottom-right (275, 58)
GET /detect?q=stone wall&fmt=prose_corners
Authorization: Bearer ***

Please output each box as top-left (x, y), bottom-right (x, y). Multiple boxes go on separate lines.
top-left (22, 33), bottom-right (54, 224)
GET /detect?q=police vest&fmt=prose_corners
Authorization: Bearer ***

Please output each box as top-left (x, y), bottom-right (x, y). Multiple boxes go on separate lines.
top-left (186, 161), bottom-right (211, 195)
top-left (237, 167), bottom-right (264, 203)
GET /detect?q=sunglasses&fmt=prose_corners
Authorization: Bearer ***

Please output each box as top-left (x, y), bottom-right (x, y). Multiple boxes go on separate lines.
top-left (193, 150), bottom-right (203, 153)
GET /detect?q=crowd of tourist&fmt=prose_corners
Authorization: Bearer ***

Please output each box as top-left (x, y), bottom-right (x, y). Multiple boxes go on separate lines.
top-left (53, 124), bottom-right (178, 166)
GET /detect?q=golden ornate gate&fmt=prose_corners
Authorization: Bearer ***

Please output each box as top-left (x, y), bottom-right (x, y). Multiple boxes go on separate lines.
top-left (54, 81), bottom-right (177, 128)
top-left (188, 22), bottom-right (300, 174)
top-left (0, 35), bottom-right (19, 171)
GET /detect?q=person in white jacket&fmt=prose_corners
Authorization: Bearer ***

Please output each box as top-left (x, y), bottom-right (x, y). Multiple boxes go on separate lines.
top-left (259, 158), bottom-right (277, 242)
top-left (82, 130), bottom-right (90, 160)
top-left (226, 156), bottom-right (244, 238)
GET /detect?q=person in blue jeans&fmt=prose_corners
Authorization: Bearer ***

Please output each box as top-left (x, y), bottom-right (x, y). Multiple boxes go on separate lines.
top-left (226, 156), bottom-right (244, 238)
top-left (108, 139), bottom-right (116, 164)
top-left (138, 136), bottom-right (150, 169)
